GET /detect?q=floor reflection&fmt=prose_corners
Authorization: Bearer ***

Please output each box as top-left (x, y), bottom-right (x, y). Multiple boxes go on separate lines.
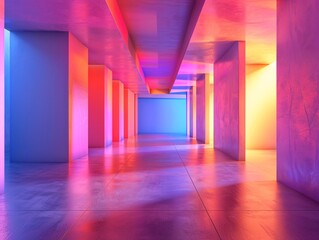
top-left (1, 135), bottom-right (319, 239)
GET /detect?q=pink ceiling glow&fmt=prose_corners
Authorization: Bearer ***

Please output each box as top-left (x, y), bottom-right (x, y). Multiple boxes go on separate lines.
top-left (5, 0), bottom-right (276, 94)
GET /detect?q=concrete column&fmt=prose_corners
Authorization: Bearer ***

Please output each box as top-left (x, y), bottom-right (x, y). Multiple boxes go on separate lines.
top-left (214, 41), bottom-right (245, 160)
top-left (196, 74), bottom-right (210, 143)
top-left (124, 88), bottom-right (135, 138)
top-left (88, 65), bottom-right (112, 148)
top-left (277, 0), bottom-right (319, 201)
top-left (112, 80), bottom-right (124, 142)
top-left (9, 31), bottom-right (88, 162)
top-left (189, 86), bottom-right (196, 138)
top-left (134, 94), bottom-right (138, 136)
top-left (186, 90), bottom-right (191, 137)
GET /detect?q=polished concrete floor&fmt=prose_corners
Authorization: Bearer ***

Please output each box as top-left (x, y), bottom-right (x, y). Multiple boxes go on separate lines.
top-left (1, 135), bottom-right (319, 239)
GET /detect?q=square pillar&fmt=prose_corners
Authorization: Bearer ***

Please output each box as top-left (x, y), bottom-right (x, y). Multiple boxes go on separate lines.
top-left (196, 74), bottom-right (210, 143)
top-left (134, 94), bottom-right (138, 136)
top-left (277, 0), bottom-right (319, 201)
top-left (189, 86), bottom-right (196, 138)
top-left (124, 88), bottom-right (135, 138)
top-left (9, 31), bottom-right (88, 162)
top-left (214, 41), bottom-right (245, 160)
top-left (88, 65), bottom-right (112, 147)
top-left (112, 80), bottom-right (124, 142)
top-left (186, 90), bottom-right (190, 137)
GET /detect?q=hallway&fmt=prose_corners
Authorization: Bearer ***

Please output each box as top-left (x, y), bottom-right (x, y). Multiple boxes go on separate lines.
top-left (1, 135), bottom-right (319, 240)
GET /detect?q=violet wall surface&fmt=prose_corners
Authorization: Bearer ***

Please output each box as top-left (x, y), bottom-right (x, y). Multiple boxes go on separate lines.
top-left (277, 0), bottom-right (319, 201)
top-left (214, 42), bottom-right (245, 160)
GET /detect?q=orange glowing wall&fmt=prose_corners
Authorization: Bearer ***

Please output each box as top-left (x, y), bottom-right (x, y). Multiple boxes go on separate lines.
top-left (112, 80), bottom-right (124, 142)
top-left (124, 88), bottom-right (135, 138)
top-left (246, 63), bottom-right (276, 149)
top-left (68, 33), bottom-right (88, 160)
top-left (88, 65), bottom-right (113, 147)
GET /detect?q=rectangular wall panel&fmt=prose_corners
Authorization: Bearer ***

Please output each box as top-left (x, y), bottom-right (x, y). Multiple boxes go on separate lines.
top-left (134, 94), bottom-right (138, 136)
top-left (189, 86), bottom-right (196, 138)
top-left (10, 31), bottom-right (88, 162)
top-left (277, 0), bottom-right (319, 201)
top-left (89, 66), bottom-right (112, 147)
top-left (196, 74), bottom-right (210, 143)
top-left (10, 31), bottom-right (69, 162)
top-left (186, 90), bottom-right (190, 136)
top-left (89, 66), bottom-right (105, 147)
top-left (112, 80), bottom-right (124, 142)
top-left (124, 88), bottom-right (135, 138)
top-left (105, 69), bottom-right (113, 145)
top-left (68, 34), bottom-right (88, 159)
top-left (138, 97), bottom-right (186, 135)
top-left (214, 42), bottom-right (245, 160)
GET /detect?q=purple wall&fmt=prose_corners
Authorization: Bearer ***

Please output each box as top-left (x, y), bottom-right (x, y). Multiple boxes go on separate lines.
top-left (9, 31), bottom-right (88, 162)
top-left (196, 74), bottom-right (210, 143)
top-left (214, 42), bottom-right (245, 160)
top-left (277, 0), bottom-right (319, 201)
top-left (186, 90), bottom-right (190, 136)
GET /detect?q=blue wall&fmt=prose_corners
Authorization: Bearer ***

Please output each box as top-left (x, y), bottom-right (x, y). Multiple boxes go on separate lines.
top-left (10, 31), bottom-right (70, 162)
top-left (5, 30), bottom-right (10, 161)
top-left (138, 97), bottom-right (186, 135)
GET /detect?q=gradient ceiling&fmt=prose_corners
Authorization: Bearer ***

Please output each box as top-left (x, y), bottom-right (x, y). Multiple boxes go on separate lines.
top-left (5, 0), bottom-right (276, 94)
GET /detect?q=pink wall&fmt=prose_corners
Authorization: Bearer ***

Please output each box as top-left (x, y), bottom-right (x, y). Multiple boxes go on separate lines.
top-left (112, 81), bottom-right (124, 142)
top-left (277, 0), bottom-right (319, 201)
top-left (68, 34), bottom-right (88, 160)
top-left (0, 0), bottom-right (3, 191)
top-left (196, 74), bottom-right (210, 143)
top-left (89, 66), bottom-right (112, 147)
top-left (214, 42), bottom-right (245, 160)
top-left (186, 90), bottom-right (190, 136)
top-left (105, 68), bottom-right (113, 145)
top-left (189, 86), bottom-right (196, 138)
top-left (124, 88), bottom-right (135, 138)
